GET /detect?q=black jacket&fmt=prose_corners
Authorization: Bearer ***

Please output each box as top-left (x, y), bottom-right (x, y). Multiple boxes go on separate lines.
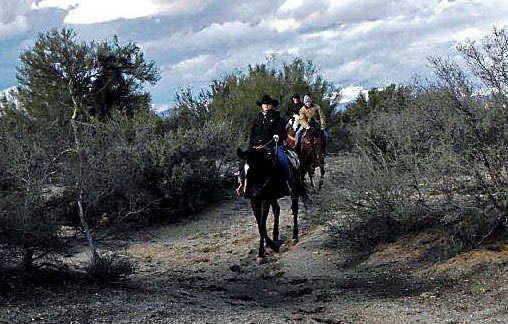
top-left (249, 109), bottom-right (287, 148)
top-left (286, 101), bottom-right (304, 119)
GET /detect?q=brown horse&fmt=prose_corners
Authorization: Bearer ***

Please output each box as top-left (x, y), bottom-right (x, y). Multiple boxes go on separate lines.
top-left (299, 127), bottom-right (325, 189)
top-left (237, 146), bottom-right (300, 263)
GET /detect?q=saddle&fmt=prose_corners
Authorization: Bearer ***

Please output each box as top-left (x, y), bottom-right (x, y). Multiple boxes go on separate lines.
top-left (285, 148), bottom-right (300, 169)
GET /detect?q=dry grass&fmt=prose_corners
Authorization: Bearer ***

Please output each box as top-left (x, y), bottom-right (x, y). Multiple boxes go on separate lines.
top-left (434, 243), bottom-right (508, 274)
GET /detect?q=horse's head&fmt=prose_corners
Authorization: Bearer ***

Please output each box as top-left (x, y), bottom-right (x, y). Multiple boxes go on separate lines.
top-left (285, 114), bottom-right (301, 149)
top-left (288, 113), bottom-right (300, 131)
top-left (237, 147), bottom-right (276, 199)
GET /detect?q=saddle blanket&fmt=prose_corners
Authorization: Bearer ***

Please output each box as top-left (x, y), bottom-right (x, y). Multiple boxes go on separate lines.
top-left (286, 149), bottom-right (300, 169)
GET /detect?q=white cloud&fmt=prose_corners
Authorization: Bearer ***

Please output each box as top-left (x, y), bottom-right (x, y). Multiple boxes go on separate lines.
top-left (271, 18), bottom-right (301, 33)
top-left (0, 0), bottom-right (38, 38)
top-left (31, 0), bottom-right (76, 11)
top-left (35, 0), bottom-right (159, 24)
top-left (0, 15), bottom-right (29, 39)
top-left (0, 0), bottom-right (36, 23)
top-left (34, 0), bottom-right (210, 24)
top-left (142, 0), bottom-right (508, 103)
top-left (141, 20), bottom-right (256, 60)
top-left (3, 0), bottom-right (508, 105)
top-left (453, 27), bottom-right (485, 42)
top-left (279, 0), bottom-right (304, 13)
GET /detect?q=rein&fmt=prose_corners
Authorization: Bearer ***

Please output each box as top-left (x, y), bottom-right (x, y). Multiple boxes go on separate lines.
top-left (253, 138), bottom-right (274, 150)
top-left (253, 137), bottom-right (279, 166)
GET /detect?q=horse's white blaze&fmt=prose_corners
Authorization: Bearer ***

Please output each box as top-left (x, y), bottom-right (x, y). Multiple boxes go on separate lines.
top-left (292, 113), bottom-right (300, 131)
top-left (244, 163), bottom-right (250, 190)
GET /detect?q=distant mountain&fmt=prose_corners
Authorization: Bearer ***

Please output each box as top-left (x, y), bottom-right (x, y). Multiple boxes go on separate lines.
top-left (0, 87), bottom-right (20, 111)
top-left (0, 86), bottom-right (18, 102)
top-left (337, 86), bottom-right (369, 110)
top-left (151, 104), bottom-right (171, 118)
top-left (158, 108), bottom-right (171, 118)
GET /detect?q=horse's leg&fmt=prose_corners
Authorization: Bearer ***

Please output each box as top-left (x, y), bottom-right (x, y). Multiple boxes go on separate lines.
top-left (291, 194), bottom-right (299, 243)
top-left (271, 199), bottom-right (280, 243)
top-left (260, 200), bottom-right (278, 252)
top-left (308, 168), bottom-right (315, 188)
top-left (251, 199), bottom-right (265, 260)
top-left (300, 168), bottom-right (306, 187)
top-left (319, 158), bottom-right (325, 189)
top-left (294, 167), bottom-right (309, 209)
top-left (251, 199), bottom-right (278, 263)
top-left (317, 146), bottom-right (325, 189)
top-left (321, 139), bottom-right (326, 188)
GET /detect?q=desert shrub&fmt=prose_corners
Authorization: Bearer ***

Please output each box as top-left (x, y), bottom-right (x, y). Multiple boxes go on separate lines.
top-left (0, 28), bottom-right (241, 272)
top-left (325, 28), bottom-right (508, 253)
top-left (85, 253), bottom-right (134, 284)
top-left (54, 110), bottom-right (240, 225)
top-left (0, 108), bottom-right (72, 269)
top-left (137, 119), bottom-right (240, 221)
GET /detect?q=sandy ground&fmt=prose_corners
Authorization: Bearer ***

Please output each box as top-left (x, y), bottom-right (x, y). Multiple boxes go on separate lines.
top-left (2, 154), bottom-right (508, 323)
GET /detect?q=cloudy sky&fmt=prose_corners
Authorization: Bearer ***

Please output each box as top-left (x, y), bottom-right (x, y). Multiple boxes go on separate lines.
top-left (1, 0), bottom-right (508, 108)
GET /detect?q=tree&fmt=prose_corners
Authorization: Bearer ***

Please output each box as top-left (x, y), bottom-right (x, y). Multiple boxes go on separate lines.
top-left (208, 58), bottom-right (341, 139)
top-left (90, 37), bottom-right (159, 118)
top-left (16, 28), bottom-right (159, 122)
top-left (5, 28), bottom-right (159, 267)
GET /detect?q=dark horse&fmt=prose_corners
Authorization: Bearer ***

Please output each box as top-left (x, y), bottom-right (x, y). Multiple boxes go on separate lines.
top-left (300, 127), bottom-right (325, 189)
top-left (237, 146), bottom-right (300, 263)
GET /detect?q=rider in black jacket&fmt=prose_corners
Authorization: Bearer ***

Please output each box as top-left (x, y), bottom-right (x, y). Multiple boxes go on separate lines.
top-left (237, 94), bottom-right (306, 200)
top-left (285, 93), bottom-right (304, 121)
top-left (249, 97), bottom-right (287, 148)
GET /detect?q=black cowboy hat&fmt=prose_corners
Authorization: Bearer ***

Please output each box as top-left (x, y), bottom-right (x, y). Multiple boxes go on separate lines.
top-left (256, 94), bottom-right (279, 107)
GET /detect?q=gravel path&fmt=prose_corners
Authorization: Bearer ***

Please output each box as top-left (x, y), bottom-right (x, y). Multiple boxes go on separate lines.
top-left (2, 154), bottom-right (508, 323)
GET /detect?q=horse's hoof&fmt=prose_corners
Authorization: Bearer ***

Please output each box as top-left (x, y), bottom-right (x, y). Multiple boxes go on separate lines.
top-left (256, 257), bottom-right (265, 264)
top-left (289, 238), bottom-right (299, 246)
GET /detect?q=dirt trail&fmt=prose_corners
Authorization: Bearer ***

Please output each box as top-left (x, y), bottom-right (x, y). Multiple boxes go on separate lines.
top-left (2, 155), bottom-right (508, 323)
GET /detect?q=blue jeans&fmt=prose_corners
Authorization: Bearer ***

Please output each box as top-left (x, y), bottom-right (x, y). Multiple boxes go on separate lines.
top-left (295, 129), bottom-right (303, 145)
top-left (275, 146), bottom-right (293, 183)
top-left (323, 128), bottom-right (329, 143)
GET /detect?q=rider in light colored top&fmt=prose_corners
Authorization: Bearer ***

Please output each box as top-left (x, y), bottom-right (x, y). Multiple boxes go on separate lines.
top-left (295, 95), bottom-right (329, 152)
